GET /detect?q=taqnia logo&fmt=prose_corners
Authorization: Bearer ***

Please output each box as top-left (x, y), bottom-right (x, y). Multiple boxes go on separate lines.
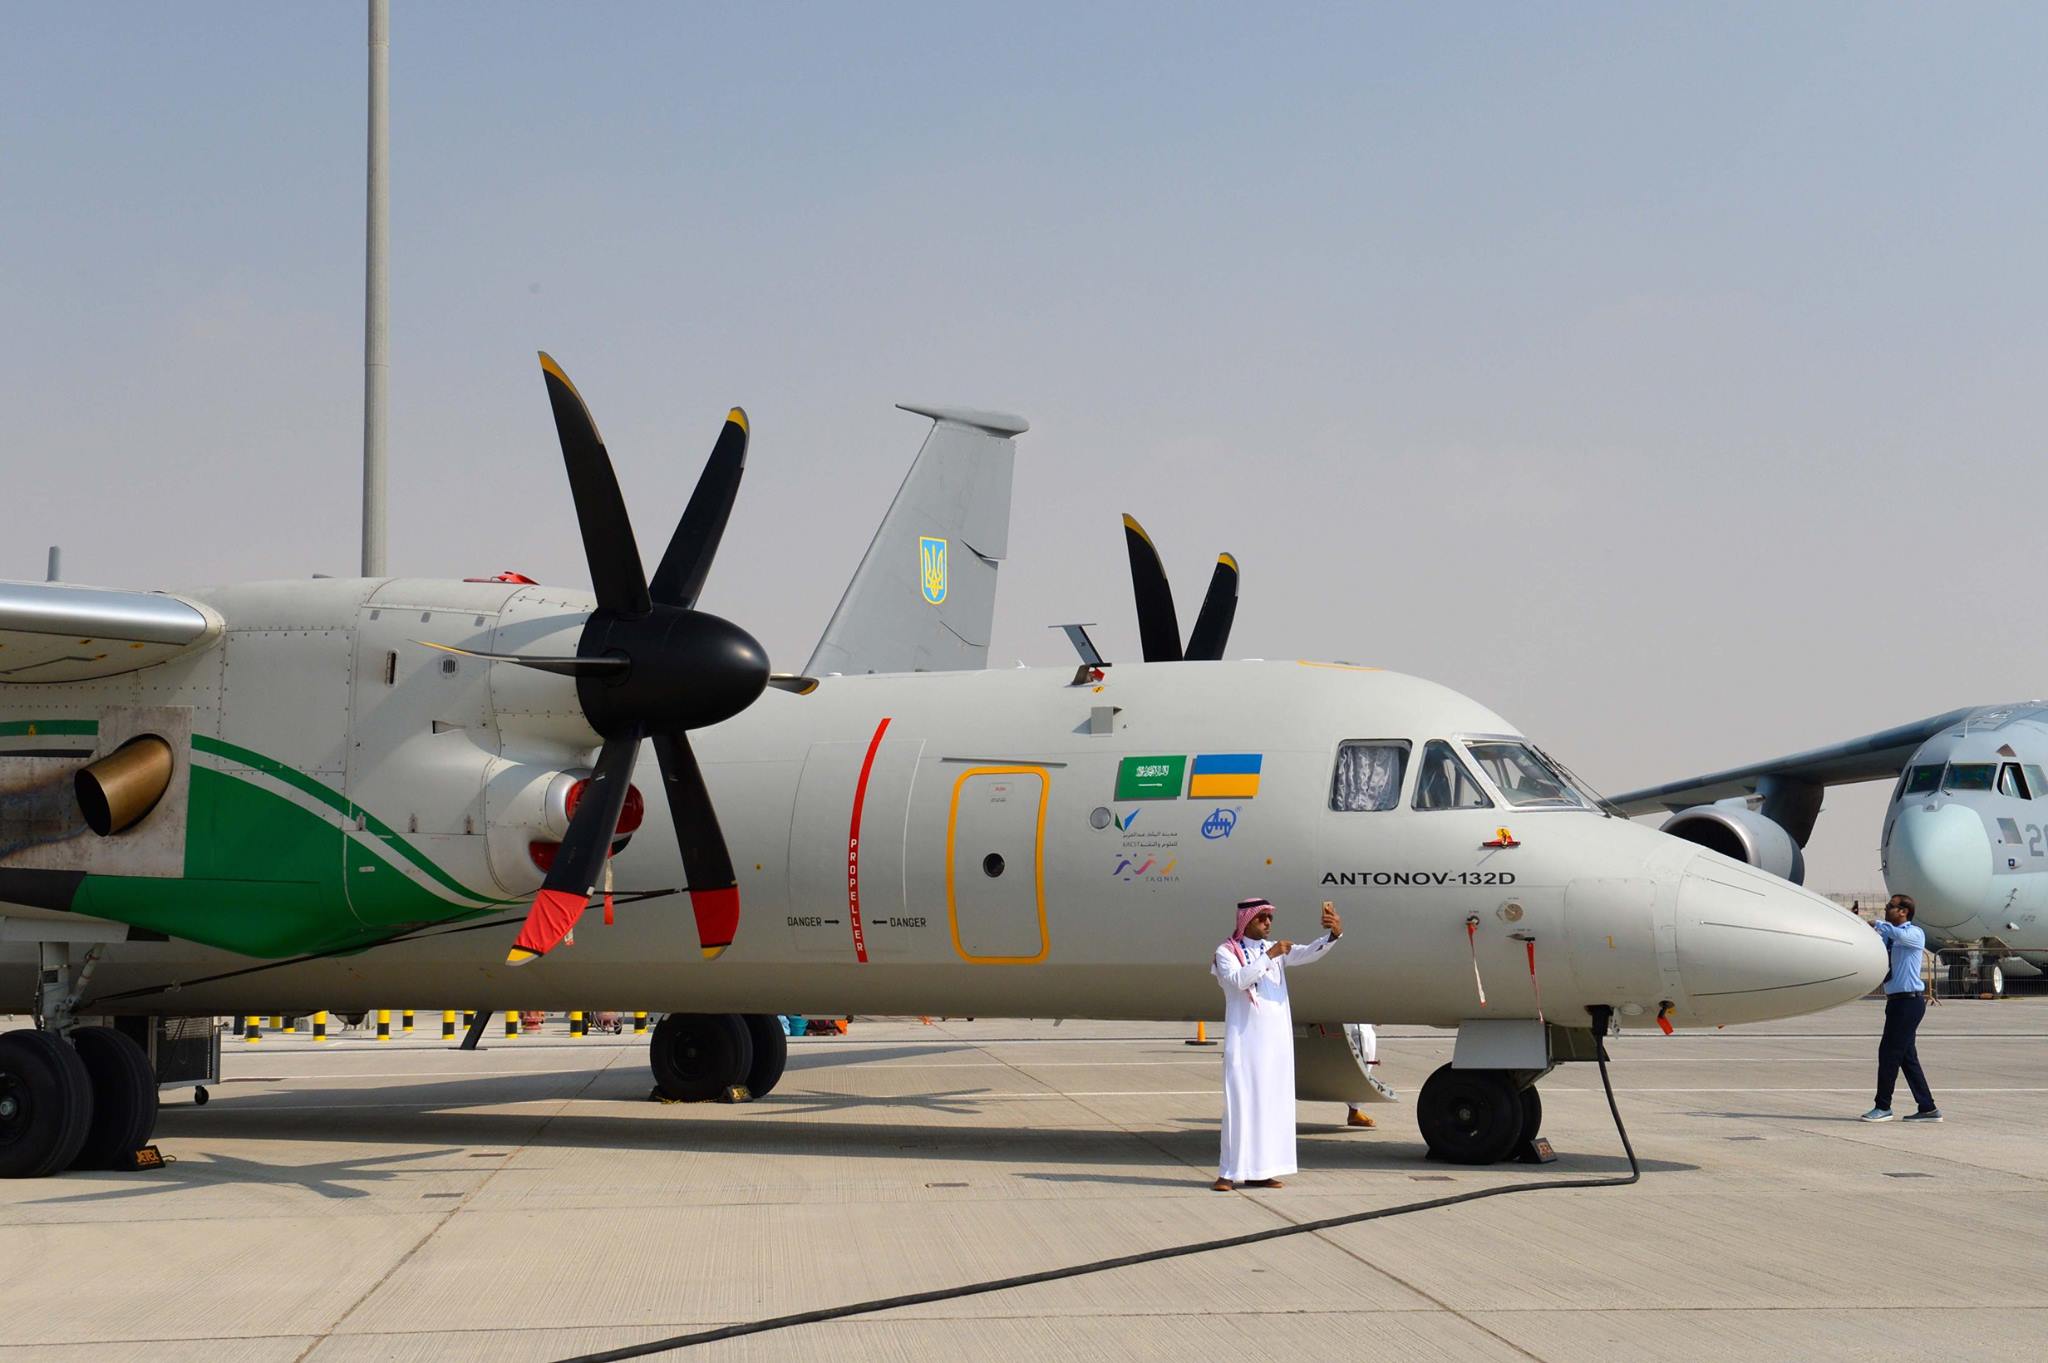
top-left (920, 536), bottom-right (948, 605)
top-left (1201, 807), bottom-right (1238, 839)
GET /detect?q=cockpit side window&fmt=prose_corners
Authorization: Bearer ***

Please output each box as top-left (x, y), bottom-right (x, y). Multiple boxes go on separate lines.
top-left (1462, 741), bottom-right (1584, 808)
top-left (1414, 740), bottom-right (1492, 810)
top-left (2028, 765), bottom-right (2048, 799)
top-left (1330, 741), bottom-right (1409, 812)
top-left (1998, 763), bottom-right (2032, 800)
top-left (1903, 764), bottom-right (1943, 796)
top-left (1944, 763), bottom-right (1995, 793)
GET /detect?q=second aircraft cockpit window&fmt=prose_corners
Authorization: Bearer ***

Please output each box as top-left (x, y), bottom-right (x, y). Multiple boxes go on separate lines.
top-left (1943, 763), bottom-right (1995, 793)
top-left (1903, 764), bottom-right (1943, 796)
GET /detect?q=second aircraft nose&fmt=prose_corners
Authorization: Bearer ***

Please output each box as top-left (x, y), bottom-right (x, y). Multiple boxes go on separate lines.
top-left (1674, 857), bottom-right (1887, 1025)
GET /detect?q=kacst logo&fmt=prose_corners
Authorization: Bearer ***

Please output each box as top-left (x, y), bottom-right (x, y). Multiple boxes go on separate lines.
top-left (1201, 807), bottom-right (1238, 839)
top-left (1116, 808), bottom-right (1141, 832)
top-left (920, 536), bottom-right (948, 605)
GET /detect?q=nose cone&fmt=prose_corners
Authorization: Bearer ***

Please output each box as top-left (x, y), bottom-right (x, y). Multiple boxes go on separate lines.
top-left (1886, 803), bottom-right (1990, 931)
top-left (1675, 858), bottom-right (1886, 1025)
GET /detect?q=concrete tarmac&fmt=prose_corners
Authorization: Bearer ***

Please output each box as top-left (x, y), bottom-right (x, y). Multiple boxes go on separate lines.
top-left (2, 1001), bottom-right (2045, 1362)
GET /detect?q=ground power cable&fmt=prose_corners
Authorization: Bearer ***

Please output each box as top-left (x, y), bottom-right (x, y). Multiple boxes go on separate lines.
top-left (552, 1006), bottom-right (1641, 1362)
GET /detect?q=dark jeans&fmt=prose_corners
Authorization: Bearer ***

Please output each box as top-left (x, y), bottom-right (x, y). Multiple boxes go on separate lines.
top-left (1875, 991), bottom-right (1935, 1112)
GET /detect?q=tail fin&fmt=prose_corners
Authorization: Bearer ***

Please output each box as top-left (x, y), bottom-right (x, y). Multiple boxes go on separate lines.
top-left (805, 404), bottom-right (1026, 676)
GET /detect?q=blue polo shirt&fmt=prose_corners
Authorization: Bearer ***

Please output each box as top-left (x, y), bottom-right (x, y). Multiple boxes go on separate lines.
top-left (1874, 919), bottom-right (1927, 995)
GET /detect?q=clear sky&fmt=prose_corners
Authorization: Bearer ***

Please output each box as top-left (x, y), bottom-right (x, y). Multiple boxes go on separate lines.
top-left (5, 4), bottom-right (2043, 890)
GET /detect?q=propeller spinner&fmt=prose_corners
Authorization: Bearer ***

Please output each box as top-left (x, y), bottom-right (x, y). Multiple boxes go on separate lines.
top-left (1121, 513), bottom-right (1239, 663)
top-left (476, 354), bottom-right (806, 967)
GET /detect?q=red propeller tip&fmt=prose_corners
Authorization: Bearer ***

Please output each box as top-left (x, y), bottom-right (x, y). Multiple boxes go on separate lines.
top-left (510, 887), bottom-right (592, 963)
top-left (689, 886), bottom-right (739, 958)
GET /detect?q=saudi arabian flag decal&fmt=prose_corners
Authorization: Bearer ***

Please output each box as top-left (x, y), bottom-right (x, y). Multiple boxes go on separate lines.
top-left (920, 536), bottom-right (948, 605)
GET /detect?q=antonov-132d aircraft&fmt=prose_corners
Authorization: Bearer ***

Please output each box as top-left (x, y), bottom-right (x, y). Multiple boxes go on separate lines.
top-left (0, 355), bottom-right (1885, 1180)
top-left (1616, 703), bottom-right (2048, 995)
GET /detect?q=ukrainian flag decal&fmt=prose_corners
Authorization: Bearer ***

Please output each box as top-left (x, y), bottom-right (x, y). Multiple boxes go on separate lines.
top-left (1189, 753), bottom-right (1262, 799)
top-left (920, 536), bottom-right (948, 606)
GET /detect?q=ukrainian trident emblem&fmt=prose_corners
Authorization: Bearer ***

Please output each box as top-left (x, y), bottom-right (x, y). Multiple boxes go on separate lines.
top-left (920, 536), bottom-right (948, 605)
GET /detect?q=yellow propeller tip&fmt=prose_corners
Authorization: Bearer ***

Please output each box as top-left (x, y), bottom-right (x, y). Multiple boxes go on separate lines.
top-left (505, 948), bottom-right (540, 967)
top-left (727, 407), bottom-right (748, 434)
top-left (1218, 552), bottom-right (1239, 571)
top-left (700, 944), bottom-right (729, 962)
top-left (537, 352), bottom-right (566, 381)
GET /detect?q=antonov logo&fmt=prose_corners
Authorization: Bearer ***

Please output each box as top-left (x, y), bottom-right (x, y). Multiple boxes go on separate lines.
top-left (920, 537), bottom-right (948, 605)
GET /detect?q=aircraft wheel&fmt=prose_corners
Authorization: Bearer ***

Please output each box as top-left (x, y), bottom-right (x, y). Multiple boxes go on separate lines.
top-left (740, 1015), bottom-right (787, 1099)
top-left (1518, 1083), bottom-right (1543, 1141)
top-left (0, 1029), bottom-right (95, 1179)
top-left (1416, 1065), bottom-right (1524, 1166)
top-left (650, 1013), bottom-right (755, 1102)
top-left (1983, 964), bottom-right (2005, 996)
top-left (68, 1026), bottom-right (159, 1171)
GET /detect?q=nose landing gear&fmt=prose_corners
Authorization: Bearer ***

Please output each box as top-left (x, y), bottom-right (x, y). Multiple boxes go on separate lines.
top-left (1416, 1066), bottom-right (1532, 1165)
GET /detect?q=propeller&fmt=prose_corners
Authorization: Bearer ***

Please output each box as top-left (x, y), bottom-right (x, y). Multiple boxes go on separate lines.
top-left (1121, 513), bottom-right (1239, 663)
top-left (479, 353), bottom-right (815, 967)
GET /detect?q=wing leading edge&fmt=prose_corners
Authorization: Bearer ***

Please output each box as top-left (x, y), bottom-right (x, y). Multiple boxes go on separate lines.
top-left (0, 580), bottom-right (222, 683)
top-left (1610, 706), bottom-right (1992, 815)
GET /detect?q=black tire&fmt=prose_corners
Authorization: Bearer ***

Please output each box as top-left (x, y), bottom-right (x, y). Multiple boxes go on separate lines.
top-left (650, 1013), bottom-right (755, 1102)
top-left (1416, 1065), bottom-right (1525, 1165)
top-left (0, 1029), bottom-right (95, 1178)
top-left (69, 1025), bottom-right (159, 1171)
top-left (1518, 1084), bottom-right (1543, 1142)
top-left (740, 1015), bottom-right (788, 1098)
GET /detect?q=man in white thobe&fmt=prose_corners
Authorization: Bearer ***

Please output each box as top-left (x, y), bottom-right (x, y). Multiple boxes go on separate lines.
top-left (1211, 896), bottom-right (1343, 1190)
top-left (1344, 1022), bottom-right (1379, 1129)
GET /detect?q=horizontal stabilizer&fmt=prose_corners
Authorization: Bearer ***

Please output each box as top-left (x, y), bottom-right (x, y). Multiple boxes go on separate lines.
top-left (0, 581), bottom-right (222, 683)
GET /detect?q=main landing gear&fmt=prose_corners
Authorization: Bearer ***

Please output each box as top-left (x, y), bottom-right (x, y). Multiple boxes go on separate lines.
top-left (1416, 1064), bottom-right (1546, 1165)
top-left (1, 943), bottom-right (162, 1179)
top-left (648, 1013), bottom-right (787, 1103)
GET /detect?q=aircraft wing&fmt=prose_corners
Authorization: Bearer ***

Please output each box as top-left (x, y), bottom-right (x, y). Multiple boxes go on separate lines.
top-left (0, 580), bottom-right (223, 683)
top-left (1611, 706), bottom-right (1986, 815)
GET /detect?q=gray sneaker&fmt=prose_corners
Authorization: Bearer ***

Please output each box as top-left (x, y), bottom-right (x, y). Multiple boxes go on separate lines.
top-left (1902, 1108), bottom-right (1943, 1122)
top-left (1859, 1108), bottom-right (1895, 1122)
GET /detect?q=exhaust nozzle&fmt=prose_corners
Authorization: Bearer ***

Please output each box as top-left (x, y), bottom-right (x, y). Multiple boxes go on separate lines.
top-left (75, 735), bottom-right (174, 836)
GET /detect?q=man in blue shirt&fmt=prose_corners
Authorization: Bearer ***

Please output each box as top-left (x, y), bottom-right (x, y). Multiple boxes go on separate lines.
top-left (1861, 894), bottom-right (1941, 1123)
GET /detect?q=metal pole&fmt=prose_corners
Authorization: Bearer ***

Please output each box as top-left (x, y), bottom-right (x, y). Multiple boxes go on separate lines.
top-left (45, 546), bottom-right (60, 582)
top-left (361, 0), bottom-right (390, 577)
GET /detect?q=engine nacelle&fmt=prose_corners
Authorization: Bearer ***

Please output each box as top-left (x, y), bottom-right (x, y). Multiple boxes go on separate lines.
top-left (1660, 803), bottom-right (1806, 884)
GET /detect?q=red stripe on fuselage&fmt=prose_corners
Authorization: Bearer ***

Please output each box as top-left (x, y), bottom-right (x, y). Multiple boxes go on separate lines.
top-left (846, 717), bottom-right (893, 964)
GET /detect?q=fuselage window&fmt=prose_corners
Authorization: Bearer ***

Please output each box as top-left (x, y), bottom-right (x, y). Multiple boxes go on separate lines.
top-left (1999, 763), bottom-right (2032, 800)
top-left (1943, 763), bottom-right (1995, 793)
top-left (1331, 740), bottom-right (1410, 812)
top-left (1903, 764), bottom-right (1943, 796)
top-left (1462, 740), bottom-right (1584, 808)
top-left (1414, 740), bottom-right (1492, 810)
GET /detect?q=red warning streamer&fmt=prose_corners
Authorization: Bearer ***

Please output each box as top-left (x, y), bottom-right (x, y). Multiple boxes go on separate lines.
top-left (845, 717), bottom-right (893, 964)
top-left (1465, 914), bottom-right (1487, 1007)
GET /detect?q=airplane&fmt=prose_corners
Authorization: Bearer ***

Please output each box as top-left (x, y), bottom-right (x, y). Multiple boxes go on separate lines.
top-left (1613, 704), bottom-right (2048, 995)
top-left (0, 355), bottom-right (1887, 1180)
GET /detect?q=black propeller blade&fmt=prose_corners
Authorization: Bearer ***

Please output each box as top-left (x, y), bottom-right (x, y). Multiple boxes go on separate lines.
top-left (1121, 513), bottom-right (1239, 663)
top-left (502, 355), bottom-right (796, 966)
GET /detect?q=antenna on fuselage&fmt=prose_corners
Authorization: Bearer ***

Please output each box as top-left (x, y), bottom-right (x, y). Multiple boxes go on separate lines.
top-left (45, 546), bottom-right (60, 583)
top-left (360, 0), bottom-right (391, 577)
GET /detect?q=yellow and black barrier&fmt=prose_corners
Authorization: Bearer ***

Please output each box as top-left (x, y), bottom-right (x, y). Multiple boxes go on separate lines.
top-left (442, 1010), bottom-right (457, 1041)
top-left (634, 1011), bottom-right (648, 1035)
top-left (402, 1009), bottom-right (415, 1033)
top-left (505, 1010), bottom-right (521, 1039)
top-left (313, 1011), bottom-right (328, 1042)
top-left (243, 1015), bottom-right (261, 1043)
top-left (376, 1009), bottom-right (391, 1042)
top-left (570, 1010), bottom-right (585, 1038)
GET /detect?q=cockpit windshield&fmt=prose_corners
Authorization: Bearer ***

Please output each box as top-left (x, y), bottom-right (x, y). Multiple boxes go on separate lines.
top-left (1462, 740), bottom-right (1585, 808)
top-left (1943, 763), bottom-right (1995, 793)
top-left (1903, 765), bottom-right (1942, 796)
